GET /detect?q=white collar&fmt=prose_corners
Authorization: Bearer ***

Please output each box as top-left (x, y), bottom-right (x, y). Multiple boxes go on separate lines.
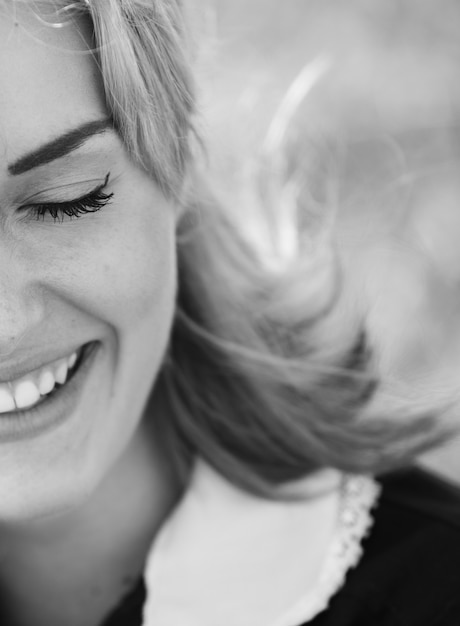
top-left (142, 460), bottom-right (379, 626)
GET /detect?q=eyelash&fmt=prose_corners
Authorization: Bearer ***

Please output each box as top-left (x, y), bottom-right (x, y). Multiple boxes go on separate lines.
top-left (29, 174), bottom-right (113, 223)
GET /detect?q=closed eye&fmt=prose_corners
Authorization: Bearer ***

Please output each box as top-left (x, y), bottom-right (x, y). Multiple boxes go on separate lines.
top-left (26, 173), bottom-right (113, 223)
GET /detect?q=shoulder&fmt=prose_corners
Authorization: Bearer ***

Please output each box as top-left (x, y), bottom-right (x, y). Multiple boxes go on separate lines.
top-left (307, 467), bottom-right (460, 626)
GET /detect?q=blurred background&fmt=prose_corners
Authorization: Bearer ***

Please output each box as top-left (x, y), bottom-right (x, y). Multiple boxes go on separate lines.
top-left (192, 0), bottom-right (460, 478)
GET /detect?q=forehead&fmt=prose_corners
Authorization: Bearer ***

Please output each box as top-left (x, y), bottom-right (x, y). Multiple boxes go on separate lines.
top-left (0, 5), bottom-right (106, 167)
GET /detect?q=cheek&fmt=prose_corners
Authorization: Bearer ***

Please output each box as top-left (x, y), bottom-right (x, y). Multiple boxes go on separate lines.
top-left (38, 190), bottom-right (177, 338)
top-left (83, 218), bottom-right (175, 331)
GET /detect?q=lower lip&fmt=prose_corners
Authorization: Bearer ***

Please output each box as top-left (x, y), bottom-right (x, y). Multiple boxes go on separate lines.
top-left (0, 342), bottom-right (99, 444)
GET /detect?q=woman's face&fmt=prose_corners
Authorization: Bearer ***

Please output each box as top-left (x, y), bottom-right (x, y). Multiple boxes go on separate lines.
top-left (0, 8), bottom-right (177, 520)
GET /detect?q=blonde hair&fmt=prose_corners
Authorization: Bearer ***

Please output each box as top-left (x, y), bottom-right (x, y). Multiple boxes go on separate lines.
top-left (15, 0), bottom-right (450, 494)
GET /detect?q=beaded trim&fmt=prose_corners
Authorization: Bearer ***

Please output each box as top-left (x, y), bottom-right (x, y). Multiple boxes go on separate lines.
top-left (272, 475), bottom-right (381, 626)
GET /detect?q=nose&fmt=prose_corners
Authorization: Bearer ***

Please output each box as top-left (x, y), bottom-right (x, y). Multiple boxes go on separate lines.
top-left (0, 262), bottom-right (44, 358)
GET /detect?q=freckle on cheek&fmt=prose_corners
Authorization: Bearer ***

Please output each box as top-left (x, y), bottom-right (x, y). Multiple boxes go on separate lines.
top-left (121, 253), bottom-right (175, 324)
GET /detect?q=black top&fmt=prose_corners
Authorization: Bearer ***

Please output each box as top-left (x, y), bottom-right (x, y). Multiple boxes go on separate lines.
top-left (308, 468), bottom-right (460, 626)
top-left (101, 466), bottom-right (460, 626)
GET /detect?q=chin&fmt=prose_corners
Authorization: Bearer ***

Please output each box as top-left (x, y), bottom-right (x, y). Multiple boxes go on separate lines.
top-left (0, 454), bottom-right (100, 527)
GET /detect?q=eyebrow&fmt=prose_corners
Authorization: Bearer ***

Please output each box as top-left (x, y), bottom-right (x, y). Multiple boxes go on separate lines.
top-left (8, 119), bottom-right (113, 176)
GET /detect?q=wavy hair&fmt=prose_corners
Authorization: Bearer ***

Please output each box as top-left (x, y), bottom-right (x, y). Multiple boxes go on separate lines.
top-left (12, 0), bottom-right (450, 495)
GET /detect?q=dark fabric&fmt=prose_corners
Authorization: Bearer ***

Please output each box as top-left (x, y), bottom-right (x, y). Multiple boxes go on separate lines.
top-left (103, 467), bottom-right (460, 626)
top-left (100, 578), bottom-right (146, 626)
top-left (2, 467), bottom-right (460, 625)
top-left (307, 467), bottom-right (460, 626)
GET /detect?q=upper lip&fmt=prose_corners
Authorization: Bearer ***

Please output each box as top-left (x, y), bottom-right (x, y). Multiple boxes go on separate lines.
top-left (0, 343), bottom-right (89, 384)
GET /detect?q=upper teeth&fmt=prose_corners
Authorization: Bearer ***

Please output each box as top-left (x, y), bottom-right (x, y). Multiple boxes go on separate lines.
top-left (0, 350), bottom-right (80, 415)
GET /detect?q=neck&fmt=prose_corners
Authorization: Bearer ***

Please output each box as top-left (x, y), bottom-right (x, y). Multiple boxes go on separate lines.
top-left (0, 413), bottom-right (181, 626)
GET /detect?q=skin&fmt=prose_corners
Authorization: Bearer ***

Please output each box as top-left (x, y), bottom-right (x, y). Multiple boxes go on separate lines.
top-left (0, 6), bottom-right (180, 625)
top-left (0, 12), bottom-right (345, 626)
top-left (3, 0), bottom-right (458, 623)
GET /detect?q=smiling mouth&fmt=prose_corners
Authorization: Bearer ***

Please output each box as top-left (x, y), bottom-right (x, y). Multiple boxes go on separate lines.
top-left (0, 344), bottom-right (92, 416)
